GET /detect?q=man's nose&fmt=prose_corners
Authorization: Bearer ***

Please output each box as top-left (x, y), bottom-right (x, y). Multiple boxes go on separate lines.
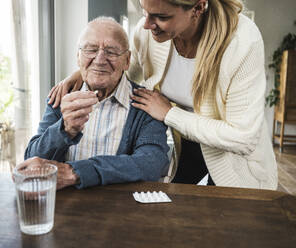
top-left (93, 49), bottom-right (107, 63)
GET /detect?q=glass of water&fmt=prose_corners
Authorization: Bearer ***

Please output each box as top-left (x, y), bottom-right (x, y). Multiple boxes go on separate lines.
top-left (13, 163), bottom-right (57, 235)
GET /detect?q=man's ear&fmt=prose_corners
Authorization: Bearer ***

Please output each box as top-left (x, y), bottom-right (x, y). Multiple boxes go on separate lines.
top-left (124, 50), bottom-right (131, 71)
top-left (77, 51), bottom-right (80, 67)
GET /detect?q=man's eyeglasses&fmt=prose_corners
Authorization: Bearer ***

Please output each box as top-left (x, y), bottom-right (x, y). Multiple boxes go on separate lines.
top-left (79, 47), bottom-right (128, 60)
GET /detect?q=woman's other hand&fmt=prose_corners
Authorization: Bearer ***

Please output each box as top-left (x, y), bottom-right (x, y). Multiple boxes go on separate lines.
top-left (131, 88), bottom-right (172, 121)
top-left (48, 70), bottom-right (83, 108)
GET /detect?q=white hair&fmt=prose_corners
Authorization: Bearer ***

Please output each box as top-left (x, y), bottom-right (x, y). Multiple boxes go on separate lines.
top-left (77, 16), bottom-right (129, 50)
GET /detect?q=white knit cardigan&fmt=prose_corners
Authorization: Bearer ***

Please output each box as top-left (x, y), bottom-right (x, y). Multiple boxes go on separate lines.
top-left (127, 14), bottom-right (278, 190)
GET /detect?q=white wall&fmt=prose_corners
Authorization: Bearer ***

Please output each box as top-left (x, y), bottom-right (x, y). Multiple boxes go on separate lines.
top-left (243, 0), bottom-right (296, 137)
top-left (54, 0), bottom-right (88, 82)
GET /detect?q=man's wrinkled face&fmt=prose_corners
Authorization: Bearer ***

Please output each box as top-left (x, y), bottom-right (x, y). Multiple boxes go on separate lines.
top-left (77, 22), bottom-right (130, 93)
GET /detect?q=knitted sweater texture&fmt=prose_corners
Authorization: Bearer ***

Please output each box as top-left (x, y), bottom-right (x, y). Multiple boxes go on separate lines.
top-left (127, 14), bottom-right (278, 189)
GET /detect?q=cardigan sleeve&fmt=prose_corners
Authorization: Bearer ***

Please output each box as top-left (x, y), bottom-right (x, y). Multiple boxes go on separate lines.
top-left (68, 114), bottom-right (169, 189)
top-left (24, 100), bottom-right (82, 161)
top-left (164, 36), bottom-right (266, 156)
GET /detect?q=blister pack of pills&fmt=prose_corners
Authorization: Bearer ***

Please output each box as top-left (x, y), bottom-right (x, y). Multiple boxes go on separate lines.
top-left (133, 191), bottom-right (172, 203)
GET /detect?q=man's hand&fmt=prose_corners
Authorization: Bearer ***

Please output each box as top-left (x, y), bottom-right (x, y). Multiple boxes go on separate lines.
top-left (61, 91), bottom-right (98, 139)
top-left (18, 157), bottom-right (80, 190)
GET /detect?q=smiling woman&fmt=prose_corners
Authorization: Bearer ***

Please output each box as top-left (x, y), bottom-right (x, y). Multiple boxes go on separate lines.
top-left (140, 0), bottom-right (207, 48)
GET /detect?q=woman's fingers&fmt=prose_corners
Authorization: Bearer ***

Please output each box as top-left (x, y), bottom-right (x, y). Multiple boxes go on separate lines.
top-left (131, 88), bottom-right (172, 121)
top-left (130, 94), bottom-right (149, 105)
top-left (48, 84), bottom-right (57, 98)
top-left (48, 85), bottom-right (58, 105)
top-left (131, 101), bottom-right (149, 112)
top-left (62, 80), bottom-right (70, 97)
top-left (72, 78), bottom-right (84, 92)
top-left (133, 88), bottom-right (153, 98)
top-left (53, 85), bottom-right (63, 108)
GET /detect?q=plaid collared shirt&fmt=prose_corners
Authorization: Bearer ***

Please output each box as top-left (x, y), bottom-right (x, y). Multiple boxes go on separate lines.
top-left (66, 74), bottom-right (132, 161)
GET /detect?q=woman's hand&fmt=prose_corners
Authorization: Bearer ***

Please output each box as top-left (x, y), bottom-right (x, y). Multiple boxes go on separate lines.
top-left (48, 70), bottom-right (83, 108)
top-left (131, 88), bottom-right (172, 121)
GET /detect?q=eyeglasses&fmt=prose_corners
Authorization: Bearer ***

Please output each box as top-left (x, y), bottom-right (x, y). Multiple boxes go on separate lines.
top-left (79, 47), bottom-right (128, 60)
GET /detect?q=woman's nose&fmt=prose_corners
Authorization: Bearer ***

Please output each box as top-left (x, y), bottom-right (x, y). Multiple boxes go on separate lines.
top-left (143, 15), bottom-right (156, 30)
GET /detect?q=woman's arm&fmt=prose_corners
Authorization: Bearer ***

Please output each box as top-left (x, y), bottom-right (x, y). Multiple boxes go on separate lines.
top-left (132, 38), bottom-right (266, 156)
top-left (165, 39), bottom-right (266, 156)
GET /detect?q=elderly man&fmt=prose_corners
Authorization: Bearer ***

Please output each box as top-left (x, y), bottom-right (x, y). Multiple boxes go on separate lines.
top-left (24, 17), bottom-right (169, 189)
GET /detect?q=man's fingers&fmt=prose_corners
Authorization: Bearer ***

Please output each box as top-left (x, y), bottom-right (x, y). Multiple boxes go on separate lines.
top-left (63, 91), bottom-right (98, 102)
top-left (16, 157), bottom-right (48, 171)
top-left (63, 107), bottom-right (92, 120)
top-left (62, 97), bottom-right (97, 113)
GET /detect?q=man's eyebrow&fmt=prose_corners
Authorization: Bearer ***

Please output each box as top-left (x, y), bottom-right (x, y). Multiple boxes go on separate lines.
top-left (104, 45), bottom-right (117, 48)
top-left (82, 42), bottom-right (97, 47)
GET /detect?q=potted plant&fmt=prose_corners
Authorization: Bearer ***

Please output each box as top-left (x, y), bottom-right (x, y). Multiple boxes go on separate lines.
top-left (266, 33), bottom-right (296, 107)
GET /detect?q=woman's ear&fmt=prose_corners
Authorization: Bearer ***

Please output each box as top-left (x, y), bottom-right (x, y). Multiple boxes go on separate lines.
top-left (77, 51), bottom-right (81, 67)
top-left (193, 0), bottom-right (208, 17)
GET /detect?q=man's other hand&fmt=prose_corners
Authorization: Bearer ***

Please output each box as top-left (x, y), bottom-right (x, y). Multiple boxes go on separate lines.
top-left (18, 157), bottom-right (79, 190)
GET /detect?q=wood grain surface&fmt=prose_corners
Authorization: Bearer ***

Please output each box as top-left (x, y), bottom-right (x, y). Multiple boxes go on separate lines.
top-left (1, 174), bottom-right (295, 248)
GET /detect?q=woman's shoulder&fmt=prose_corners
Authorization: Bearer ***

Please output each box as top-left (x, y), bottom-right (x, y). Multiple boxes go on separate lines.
top-left (222, 14), bottom-right (264, 67)
top-left (226, 14), bottom-right (264, 56)
top-left (235, 14), bottom-right (263, 44)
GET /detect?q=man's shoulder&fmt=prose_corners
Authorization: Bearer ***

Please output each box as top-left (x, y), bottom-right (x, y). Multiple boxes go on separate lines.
top-left (127, 78), bottom-right (145, 90)
top-left (126, 79), bottom-right (154, 121)
top-left (45, 97), bottom-right (62, 117)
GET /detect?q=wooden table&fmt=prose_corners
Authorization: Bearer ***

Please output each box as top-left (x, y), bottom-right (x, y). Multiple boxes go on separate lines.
top-left (1, 173), bottom-right (296, 248)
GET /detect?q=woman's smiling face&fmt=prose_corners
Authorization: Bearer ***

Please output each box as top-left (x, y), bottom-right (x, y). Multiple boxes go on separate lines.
top-left (140, 0), bottom-right (197, 42)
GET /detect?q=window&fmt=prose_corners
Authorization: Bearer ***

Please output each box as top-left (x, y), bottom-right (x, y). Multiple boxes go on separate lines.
top-left (0, 0), bottom-right (44, 173)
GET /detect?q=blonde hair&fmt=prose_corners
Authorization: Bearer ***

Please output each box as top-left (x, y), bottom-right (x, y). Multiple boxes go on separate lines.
top-left (166, 0), bottom-right (243, 112)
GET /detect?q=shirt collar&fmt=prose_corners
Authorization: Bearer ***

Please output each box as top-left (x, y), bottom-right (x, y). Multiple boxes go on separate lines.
top-left (81, 73), bottom-right (131, 110)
